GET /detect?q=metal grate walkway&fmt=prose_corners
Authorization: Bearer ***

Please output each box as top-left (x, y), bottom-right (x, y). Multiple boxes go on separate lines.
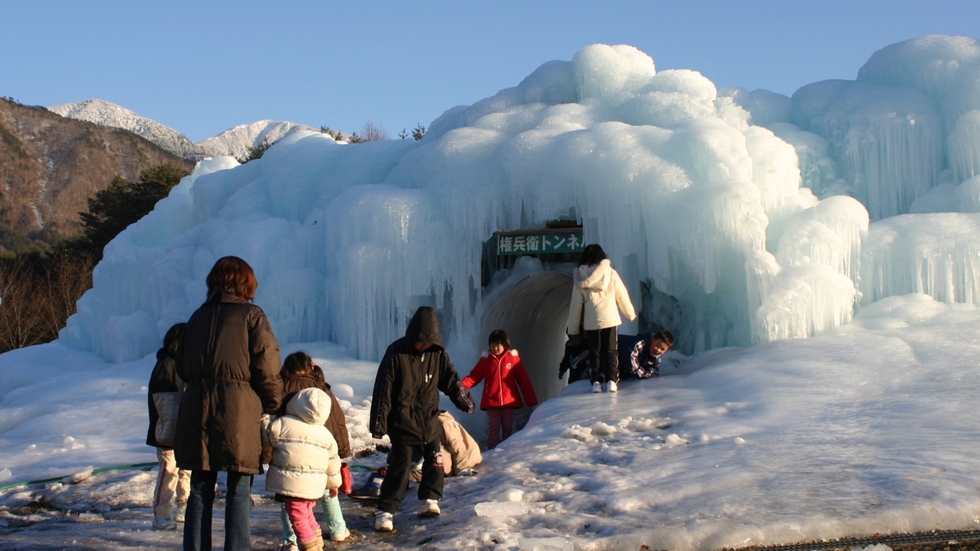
top-left (747, 529), bottom-right (980, 551)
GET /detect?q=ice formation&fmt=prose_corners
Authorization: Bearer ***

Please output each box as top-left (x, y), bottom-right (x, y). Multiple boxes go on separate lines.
top-left (58, 37), bottom-right (980, 365)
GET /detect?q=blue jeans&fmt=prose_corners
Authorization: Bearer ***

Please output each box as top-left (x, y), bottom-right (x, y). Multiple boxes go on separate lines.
top-left (183, 471), bottom-right (254, 551)
top-left (279, 491), bottom-right (347, 544)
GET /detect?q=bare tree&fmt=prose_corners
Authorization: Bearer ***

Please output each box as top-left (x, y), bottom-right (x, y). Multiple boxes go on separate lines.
top-left (39, 251), bottom-right (93, 339)
top-left (0, 251), bottom-right (93, 352)
top-left (362, 121), bottom-right (390, 142)
top-left (0, 259), bottom-right (46, 351)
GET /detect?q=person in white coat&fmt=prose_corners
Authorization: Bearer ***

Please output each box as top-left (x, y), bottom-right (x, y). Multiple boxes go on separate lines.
top-left (264, 388), bottom-right (341, 551)
top-left (566, 244), bottom-right (637, 393)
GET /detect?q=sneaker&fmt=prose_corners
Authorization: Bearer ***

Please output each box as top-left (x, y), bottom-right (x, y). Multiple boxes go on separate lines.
top-left (607, 380), bottom-right (618, 393)
top-left (152, 516), bottom-right (177, 530)
top-left (175, 502), bottom-right (186, 523)
top-left (331, 528), bottom-right (351, 542)
top-left (374, 510), bottom-right (393, 532)
top-left (276, 544), bottom-right (298, 551)
top-left (418, 498), bottom-right (440, 517)
top-left (592, 381), bottom-right (602, 393)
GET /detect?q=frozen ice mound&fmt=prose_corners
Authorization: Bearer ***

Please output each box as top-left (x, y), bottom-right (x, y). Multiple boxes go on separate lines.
top-left (55, 37), bottom-right (980, 365)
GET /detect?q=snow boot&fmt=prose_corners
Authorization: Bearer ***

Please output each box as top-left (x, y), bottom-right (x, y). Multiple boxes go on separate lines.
top-left (298, 538), bottom-right (322, 551)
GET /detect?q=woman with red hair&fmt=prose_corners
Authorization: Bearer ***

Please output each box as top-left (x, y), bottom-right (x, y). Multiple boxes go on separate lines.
top-left (175, 256), bottom-right (283, 551)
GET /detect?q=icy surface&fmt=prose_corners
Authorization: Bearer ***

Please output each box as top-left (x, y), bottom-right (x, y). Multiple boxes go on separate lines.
top-left (5, 296), bottom-right (980, 550)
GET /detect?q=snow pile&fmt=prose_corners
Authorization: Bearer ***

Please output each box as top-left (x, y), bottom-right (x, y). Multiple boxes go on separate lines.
top-left (439, 295), bottom-right (980, 550)
top-left (5, 295), bottom-right (980, 551)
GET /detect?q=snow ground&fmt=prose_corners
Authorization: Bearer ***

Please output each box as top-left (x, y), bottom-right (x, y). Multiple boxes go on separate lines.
top-left (2, 295), bottom-right (980, 550)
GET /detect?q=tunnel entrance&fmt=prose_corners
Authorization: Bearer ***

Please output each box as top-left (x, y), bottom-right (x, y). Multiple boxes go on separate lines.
top-left (480, 271), bottom-right (574, 402)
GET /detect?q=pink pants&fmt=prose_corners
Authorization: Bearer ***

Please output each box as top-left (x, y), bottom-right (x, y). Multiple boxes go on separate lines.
top-left (283, 499), bottom-right (319, 544)
top-left (487, 407), bottom-right (515, 449)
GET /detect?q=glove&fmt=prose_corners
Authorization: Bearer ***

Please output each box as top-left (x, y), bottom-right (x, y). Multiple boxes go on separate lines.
top-left (340, 462), bottom-right (353, 495)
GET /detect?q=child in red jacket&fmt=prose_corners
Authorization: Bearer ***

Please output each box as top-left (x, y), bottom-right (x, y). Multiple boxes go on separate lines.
top-left (462, 330), bottom-right (539, 449)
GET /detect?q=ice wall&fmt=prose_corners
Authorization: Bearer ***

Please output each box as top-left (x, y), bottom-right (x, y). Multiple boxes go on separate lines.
top-left (59, 38), bottom-right (980, 363)
top-left (789, 80), bottom-right (944, 220)
top-left (860, 213), bottom-right (980, 307)
top-left (857, 35), bottom-right (980, 132)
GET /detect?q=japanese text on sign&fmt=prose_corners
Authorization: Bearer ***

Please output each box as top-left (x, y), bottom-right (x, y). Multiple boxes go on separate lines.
top-left (496, 229), bottom-right (584, 256)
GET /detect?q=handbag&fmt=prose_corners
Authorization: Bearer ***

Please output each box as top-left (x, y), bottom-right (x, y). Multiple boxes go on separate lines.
top-left (152, 391), bottom-right (180, 447)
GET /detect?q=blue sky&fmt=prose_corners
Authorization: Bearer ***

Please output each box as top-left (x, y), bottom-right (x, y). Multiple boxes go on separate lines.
top-left (2, 1), bottom-right (978, 141)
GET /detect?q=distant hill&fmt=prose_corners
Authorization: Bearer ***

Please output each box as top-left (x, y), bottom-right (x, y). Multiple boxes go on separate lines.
top-left (49, 99), bottom-right (329, 160)
top-left (0, 98), bottom-right (195, 250)
top-left (197, 119), bottom-right (324, 160)
top-left (48, 99), bottom-right (203, 160)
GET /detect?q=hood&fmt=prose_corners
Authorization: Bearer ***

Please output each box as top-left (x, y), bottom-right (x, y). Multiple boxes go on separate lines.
top-left (285, 387), bottom-right (332, 425)
top-left (574, 259), bottom-right (612, 291)
top-left (404, 306), bottom-right (444, 349)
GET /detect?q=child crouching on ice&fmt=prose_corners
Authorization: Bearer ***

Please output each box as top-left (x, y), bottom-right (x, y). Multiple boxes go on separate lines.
top-left (629, 330), bottom-right (675, 379)
top-left (264, 387), bottom-right (342, 551)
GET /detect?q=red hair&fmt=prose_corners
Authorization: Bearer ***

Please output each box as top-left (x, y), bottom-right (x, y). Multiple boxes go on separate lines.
top-left (206, 256), bottom-right (258, 301)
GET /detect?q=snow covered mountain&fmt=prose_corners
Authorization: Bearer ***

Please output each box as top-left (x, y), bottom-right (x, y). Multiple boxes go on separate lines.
top-left (196, 119), bottom-right (322, 160)
top-left (48, 99), bottom-right (203, 159)
top-left (47, 99), bottom-right (322, 160)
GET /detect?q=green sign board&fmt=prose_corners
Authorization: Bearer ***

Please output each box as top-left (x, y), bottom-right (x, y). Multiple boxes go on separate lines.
top-left (496, 229), bottom-right (584, 256)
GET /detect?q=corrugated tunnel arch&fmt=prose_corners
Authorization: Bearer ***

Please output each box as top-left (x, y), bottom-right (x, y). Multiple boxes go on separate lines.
top-left (480, 271), bottom-right (574, 403)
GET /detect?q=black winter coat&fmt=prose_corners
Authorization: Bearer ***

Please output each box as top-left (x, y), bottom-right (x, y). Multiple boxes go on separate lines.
top-left (146, 349), bottom-right (181, 448)
top-left (369, 307), bottom-right (474, 445)
top-left (175, 292), bottom-right (283, 474)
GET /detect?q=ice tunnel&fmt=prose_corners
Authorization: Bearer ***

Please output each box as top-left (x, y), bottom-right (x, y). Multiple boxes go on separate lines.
top-left (480, 271), bottom-right (575, 402)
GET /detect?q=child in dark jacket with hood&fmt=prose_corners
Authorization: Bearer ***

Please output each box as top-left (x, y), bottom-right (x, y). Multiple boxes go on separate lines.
top-left (462, 329), bottom-right (538, 449)
top-left (146, 322), bottom-right (191, 530)
top-left (369, 306), bottom-right (475, 532)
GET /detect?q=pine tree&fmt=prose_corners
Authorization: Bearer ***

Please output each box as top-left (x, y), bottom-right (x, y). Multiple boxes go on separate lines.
top-left (77, 164), bottom-right (189, 260)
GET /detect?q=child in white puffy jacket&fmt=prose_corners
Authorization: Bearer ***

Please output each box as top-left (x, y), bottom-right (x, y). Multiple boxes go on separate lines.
top-left (264, 387), bottom-right (341, 551)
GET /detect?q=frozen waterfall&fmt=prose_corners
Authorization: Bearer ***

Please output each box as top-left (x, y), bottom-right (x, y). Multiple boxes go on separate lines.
top-left (58, 36), bottom-right (980, 365)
